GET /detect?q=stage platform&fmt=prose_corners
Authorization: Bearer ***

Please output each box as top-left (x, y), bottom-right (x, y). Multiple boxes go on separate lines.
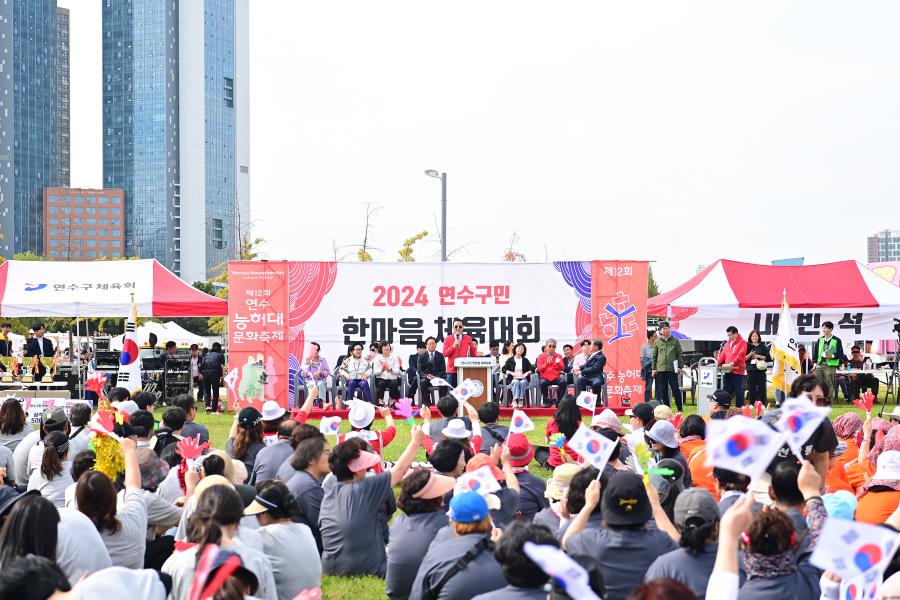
top-left (293, 405), bottom-right (629, 421)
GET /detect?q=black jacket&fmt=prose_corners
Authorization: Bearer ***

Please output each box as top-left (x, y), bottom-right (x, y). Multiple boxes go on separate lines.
top-left (501, 356), bottom-right (534, 382)
top-left (418, 351), bottom-right (446, 380)
top-left (24, 337), bottom-right (54, 358)
top-left (0, 337), bottom-right (12, 357)
top-left (581, 351), bottom-right (607, 382)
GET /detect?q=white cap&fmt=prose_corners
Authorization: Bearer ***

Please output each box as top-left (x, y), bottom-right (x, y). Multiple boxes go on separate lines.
top-left (442, 419), bottom-right (472, 439)
top-left (261, 400), bottom-right (286, 421)
top-left (348, 400), bottom-right (376, 430)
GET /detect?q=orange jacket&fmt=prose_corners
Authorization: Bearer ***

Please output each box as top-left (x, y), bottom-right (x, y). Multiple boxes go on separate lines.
top-left (681, 439), bottom-right (719, 500)
top-left (856, 490), bottom-right (900, 525)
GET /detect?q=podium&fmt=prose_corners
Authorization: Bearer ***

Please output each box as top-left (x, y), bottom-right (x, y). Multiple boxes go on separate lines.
top-left (455, 357), bottom-right (496, 413)
top-left (696, 358), bottom-right (718, 417)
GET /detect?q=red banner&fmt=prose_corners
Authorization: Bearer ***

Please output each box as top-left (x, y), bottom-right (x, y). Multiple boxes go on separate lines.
top-left (591, 261), bottom-right (649, 408)
top-left (226, 262), bottom-right (290, 410)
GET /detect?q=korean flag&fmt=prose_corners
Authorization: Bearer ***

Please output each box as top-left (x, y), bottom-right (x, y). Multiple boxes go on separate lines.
top-left (775, 395), bottom-right (832, 460)
top-left (705, 416), bottom-right (786, 479)
top-left (457, 466), bottom-right (501, 496)
top-left (568, 424), bottom-right (617, 469)
top-left (509, 409), bottom-right (535, 434)
top-left (811, 517), bottom-right (899, 580)
top-left (575, 391), bottom-right (597, 413)
top-left (319, 416), bottom-right (341, 437)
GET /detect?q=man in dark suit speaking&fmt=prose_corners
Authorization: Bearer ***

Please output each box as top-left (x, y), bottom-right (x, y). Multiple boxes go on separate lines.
top-left (24, 322), bottom-right (56, 379)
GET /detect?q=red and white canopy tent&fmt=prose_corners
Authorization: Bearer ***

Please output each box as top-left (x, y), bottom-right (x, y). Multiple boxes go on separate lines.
top-left (0, 259), bottom-right (227, 317)
top-left (647, 260), bottom-right (900, 341)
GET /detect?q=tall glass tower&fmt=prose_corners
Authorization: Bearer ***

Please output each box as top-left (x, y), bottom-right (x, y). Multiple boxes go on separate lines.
top-left (103, 0), bottom-right (249, 281)
top-left (0, 0), bottom-right (62, 257)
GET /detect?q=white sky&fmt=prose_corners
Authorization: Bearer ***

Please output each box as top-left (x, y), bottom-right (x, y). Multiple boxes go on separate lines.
top-left (60, 1), bottom-right (900, 291)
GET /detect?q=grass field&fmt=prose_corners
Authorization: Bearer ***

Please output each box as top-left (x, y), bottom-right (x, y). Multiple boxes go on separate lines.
top-left (179, 402), bottom-right (874, 599)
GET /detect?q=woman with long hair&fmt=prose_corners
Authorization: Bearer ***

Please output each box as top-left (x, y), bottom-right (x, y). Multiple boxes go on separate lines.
top-left (27, 430), bottom-right (73, 507)
top-left (0, 493), bottom-right (59, 567)
top-left (75, 436), bottom-right (148, 569)
top-left (745, 329), bottom-right (771, 407)
top-left (386, 468), bottom-right (454, 599)
top-left (162, 484), bottom-right (277, 600)
top-left (245, 480), bottom-right (320, 599)
top-left (226, 407), bottom-right (265, 480)
top-left (0, 398), bottom-right (29, 451)
top-left (545, 394), bottom-right (583, 468)
top-left (501, 343), bottom-right (533, 408)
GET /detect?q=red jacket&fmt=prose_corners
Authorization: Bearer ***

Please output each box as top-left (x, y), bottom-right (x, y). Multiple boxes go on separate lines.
top-left (537, 351), bottom-right (566, 381)
top-left (442, 334), bottom-right (477, 373)
top-left (717, 334), bottom-right (748, 375)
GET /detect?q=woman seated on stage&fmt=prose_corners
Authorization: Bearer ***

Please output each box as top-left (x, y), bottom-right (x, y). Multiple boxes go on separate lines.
top-left (340, 342), bottom-right (373, 405)
top-left (372, 341), bottom-right (403, 404)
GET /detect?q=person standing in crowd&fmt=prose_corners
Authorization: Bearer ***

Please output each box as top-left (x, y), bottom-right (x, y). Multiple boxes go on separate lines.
top-left (645, 488), bottom-right (724, 600)
top-left (386, 468), bottom-right (455, 600)
top-left (652, 321), bottom-right (685, 411)
top-left (0, 398), bottom-right (30, 452)
top-left (501, 343), bottom-right (533, 408)
top-left (471, 521), bottom-right (560, 600)
top-left (406, 340), bottom-right (426, 402)
top-left (812, 321), bottom-right (844, 401)
top-left (372, 341), bottom-right (403, 404)
top-left (575, 339), bottom-right (607, 397)
top-left (319, 426), bottom-right (425, 577)
top-left (244, 480), bottom-right (321, 599)
top-left (563, 473), bottom-right (678, 600)
top-left (302, 341), bottom-right (331, 406)
top-left (716, 326), bottom-right (748, 407)
top-left (284, 434), bottom-right (330, 552)
top-left (442, 319), bottom-right (478, 387)
top-left (25, 323), bottom-right (56, 379)
top-left (189, 344), bottom-right (205, 406)
top-left (340, 342), bottom-right (373, 404)
top-left (545, 395), bottom-right (583, 468)
top-left (200, 342), bottom-right (225, 413)
top-left (226, 407), bottom-right (266, 481)
top-left (418, 336), bottom-right (448, 405)
top-left (744, 329), bottom-right (770, 407)
top-left (0, 322), bottom-right (13, 359)
top-left (410, 491), bottom-right (506, 599)
top-left (640, 329), bottom-right (657, 402)
top-left (536, 338), bottom-right (568, 406)
top-left (27, 431), bottom-right (73, 507)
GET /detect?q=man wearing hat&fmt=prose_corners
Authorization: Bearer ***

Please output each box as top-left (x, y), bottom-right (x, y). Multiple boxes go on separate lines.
top-left (503, 433), bottom-right (547, 521)
top-left (339, 402), bottom-right (396, 456)
top-left (708, 389), bottom-right (731, 420)
top-left (564, 471), bottom-right (678, 600)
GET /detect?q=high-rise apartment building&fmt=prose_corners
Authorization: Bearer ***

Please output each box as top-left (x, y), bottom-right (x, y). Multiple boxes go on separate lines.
top-left (102, 0), bottom-right (250, 282)
top-left (43, 188), bottom-right (125, 260)
top-left (868, 230), bottom-right (900, 262)
top-left (0, 0), bottom-right (65, 258)
top-left (57, 6), bottom-right (70, 187)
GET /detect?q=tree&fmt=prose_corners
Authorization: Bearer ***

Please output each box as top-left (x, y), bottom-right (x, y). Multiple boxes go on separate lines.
top-left (503, 233), bottom-right (526, 262)
top-left (356, 203), bottom-right (380, 262)
top-left (398, 231), bottom-right (428, 262)
top-left (648, 266), bottom-right (660, 298)
top-left (206, 236), bottom-right (266, 334)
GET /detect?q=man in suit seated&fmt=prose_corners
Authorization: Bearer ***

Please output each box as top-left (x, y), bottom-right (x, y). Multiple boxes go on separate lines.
top-left (576, 339), bottom-right (607, 397)
top-left (418, 336), bottom-right (448, 406)
top-left (24, 323), bottom-right (56, 379)
top-left (407, 340), bottom-right (426, 400)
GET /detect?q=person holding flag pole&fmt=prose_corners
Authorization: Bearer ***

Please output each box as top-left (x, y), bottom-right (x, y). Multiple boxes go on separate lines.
top-left (770, 290), bottom-right (801, 410)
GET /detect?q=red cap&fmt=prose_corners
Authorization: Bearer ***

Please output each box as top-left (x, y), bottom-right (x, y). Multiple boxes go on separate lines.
top-left (504, 433), bottom-right (535, 468)
top-left (466, 453), bottom-right (505, 480)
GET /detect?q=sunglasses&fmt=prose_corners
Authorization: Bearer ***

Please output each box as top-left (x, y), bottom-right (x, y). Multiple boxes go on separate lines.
top-left (454, 325), bottom-right (464, 329)
top-left (548, 344), bottom-right (556, 348)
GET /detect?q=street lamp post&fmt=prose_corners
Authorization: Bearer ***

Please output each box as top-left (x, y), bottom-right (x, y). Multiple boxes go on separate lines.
top-left (424, 170), bottom-right (447, 262)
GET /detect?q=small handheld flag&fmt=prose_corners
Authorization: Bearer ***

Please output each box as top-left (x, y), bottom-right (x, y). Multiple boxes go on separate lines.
top-left (568, 425), bottom-right (617, 470)
top-left (811, 517), bottom-right (899, 580)
top-left (854, 391), bottom-right (876, 419)
top-left (706, 415), bottom-right (786, 479)
top-left (775, 395), bottom-right (831, 460)
top-left (509, 409), bottom-right (535, 434)
top-left (457, 465), bottom-right (501, 495)
top-left (575, 391), bottom-right (597, 413)
top-left (523, 542), bottom-right (601, 600)
top-left (319, 416), bottom-right (341, 437)
top-left (428, 377), bottom-right (453, 389)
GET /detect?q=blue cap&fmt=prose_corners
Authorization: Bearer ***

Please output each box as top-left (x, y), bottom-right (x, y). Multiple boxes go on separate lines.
top-left (823, 490), bottom-right (857, 521)
top-left (447, 491), bottom-right (490, 524)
